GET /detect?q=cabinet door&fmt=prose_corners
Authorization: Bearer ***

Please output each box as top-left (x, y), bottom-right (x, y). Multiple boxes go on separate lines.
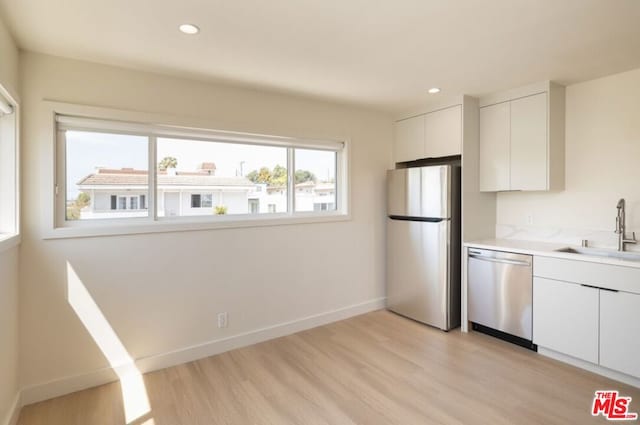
top-left (510, 93), bottom-right (548, 190)
top-left (479, 102), bottom-right (510, 191)
top-left (424, 105), bottom-right (462, 158)
top-left (600, 290), bottom-right (640, 378)
top-left (394, 115), bottom-right (425, 163)
top-left (533, 277), bottom-right (599, 363)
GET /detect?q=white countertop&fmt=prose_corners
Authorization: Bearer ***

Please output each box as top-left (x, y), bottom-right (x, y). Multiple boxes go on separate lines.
top-left (464, 238), bottom-right (640, 269)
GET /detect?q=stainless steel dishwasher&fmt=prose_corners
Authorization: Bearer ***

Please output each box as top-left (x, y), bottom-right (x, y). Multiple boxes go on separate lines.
top-left (468, 248), bottom-right (534, 348)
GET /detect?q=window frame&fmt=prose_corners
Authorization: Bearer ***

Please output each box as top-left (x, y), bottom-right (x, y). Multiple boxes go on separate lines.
top-left (0, 84), bottom-right (20, 252)
top-left (48, 103), bottom-right (350, 239)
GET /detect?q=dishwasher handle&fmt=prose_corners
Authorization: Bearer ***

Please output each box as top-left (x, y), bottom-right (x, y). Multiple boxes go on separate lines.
top-left (468, 253), bottom-right (531, 267)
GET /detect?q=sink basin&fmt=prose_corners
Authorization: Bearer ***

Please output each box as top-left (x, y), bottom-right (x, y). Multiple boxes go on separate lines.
top-left (555, 247), bottom-right (640, 262)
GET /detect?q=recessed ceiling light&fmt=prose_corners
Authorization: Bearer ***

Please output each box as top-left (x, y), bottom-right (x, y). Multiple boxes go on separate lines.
top-left (428, 87), bottom-right (441, 94)
top-left (179, 24), bottom-right (200, 35)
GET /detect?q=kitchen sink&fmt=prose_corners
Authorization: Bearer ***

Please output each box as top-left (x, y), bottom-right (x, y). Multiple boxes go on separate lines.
top-left (555, 247), bottom-right (640, 262)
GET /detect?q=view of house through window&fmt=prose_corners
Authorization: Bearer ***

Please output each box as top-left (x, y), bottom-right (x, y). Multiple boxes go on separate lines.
top-left (156, 137), bottom-right (289, 217)
top-left (60, 119), bottom-right (344, 224)
top-left (294, 149), bottom-right (337, 212)
top-left (65, 131), bottom-right (149, 220)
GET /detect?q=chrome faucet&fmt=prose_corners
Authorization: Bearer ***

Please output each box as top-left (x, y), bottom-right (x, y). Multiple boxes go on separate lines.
top-left (615, 198), bottom-right (637, 251)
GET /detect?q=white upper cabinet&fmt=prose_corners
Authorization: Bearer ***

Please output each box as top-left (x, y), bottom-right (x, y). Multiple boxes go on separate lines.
top-left (510, 93), bottom-right (548, 190)
top-left (479, 102), bottom-right (510, 191)
top-left (479, 81), bottom-right (565, 192)
top-left (600, 290), bottom-right (640, 378)
top-left (424, 105), bottom-right (462, 158)
top-left (394, 105), bottom-right (462, 163)
top-left (394, 115), bottom-right (425, 163)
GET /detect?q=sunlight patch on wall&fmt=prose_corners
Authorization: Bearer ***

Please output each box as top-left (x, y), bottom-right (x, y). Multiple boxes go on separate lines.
top-left (67, 262), bottom-right (152, 424)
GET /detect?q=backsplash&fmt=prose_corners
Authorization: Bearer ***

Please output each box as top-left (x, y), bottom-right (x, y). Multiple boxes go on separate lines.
top-left (496, 224), bottom-right (640, 252)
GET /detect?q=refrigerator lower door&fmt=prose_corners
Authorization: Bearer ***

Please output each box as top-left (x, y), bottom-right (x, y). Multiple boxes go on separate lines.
top-left (386, 218), bottom-right (451, 330)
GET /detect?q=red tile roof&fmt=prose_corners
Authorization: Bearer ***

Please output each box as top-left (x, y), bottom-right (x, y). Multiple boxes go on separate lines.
top-left (77, 169), bottom-right (254, 187)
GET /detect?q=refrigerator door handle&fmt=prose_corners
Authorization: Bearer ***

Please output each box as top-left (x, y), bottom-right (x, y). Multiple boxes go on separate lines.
top-left (388, 215), bottom-right (445, 223)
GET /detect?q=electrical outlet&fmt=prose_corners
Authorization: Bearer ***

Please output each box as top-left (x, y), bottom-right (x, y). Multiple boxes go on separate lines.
top-left (217, 312), bottom-right (228, 328)
top-left (526, 214), bottom-right (534, 225)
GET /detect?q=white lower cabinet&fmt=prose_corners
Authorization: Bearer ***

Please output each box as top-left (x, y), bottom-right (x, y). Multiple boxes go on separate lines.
top-left (600, 290), bottom-right (640, 378)
top-left (533, 277), bottom-right (599, 363)
top-left (533, 256), bottom-right (640, 381)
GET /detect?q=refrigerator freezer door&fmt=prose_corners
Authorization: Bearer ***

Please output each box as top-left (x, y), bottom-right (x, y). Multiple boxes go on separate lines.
top-left (386, 218), bottom-right (450, 329)
top-left (387, 166), bottom-right (451, 219)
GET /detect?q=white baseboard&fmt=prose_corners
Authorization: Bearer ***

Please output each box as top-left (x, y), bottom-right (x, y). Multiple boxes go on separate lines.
top-left (2, 392), bottom-right (21, 425)
top-left (538, 347), bottom-right (640, 389)
top-left (21, 297), bottom-right (386, 406)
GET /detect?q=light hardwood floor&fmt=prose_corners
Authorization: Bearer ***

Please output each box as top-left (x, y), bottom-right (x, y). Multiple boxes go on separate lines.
top-left (18, 310), bottom-right (640, 424)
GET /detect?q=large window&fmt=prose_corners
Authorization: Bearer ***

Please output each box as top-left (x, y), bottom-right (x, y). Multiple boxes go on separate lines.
top-left (0, 87), bottom-right (18, 244)
top-left (55, 115), bottom-right (346, 231)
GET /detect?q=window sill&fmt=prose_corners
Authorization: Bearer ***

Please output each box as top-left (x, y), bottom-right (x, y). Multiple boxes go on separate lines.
top-left (43, 212), bottom-right (351, 240)
top-left (0, 234), bottom-right (21, 253)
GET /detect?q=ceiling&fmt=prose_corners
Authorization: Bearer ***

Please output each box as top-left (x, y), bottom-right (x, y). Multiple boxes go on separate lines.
top-left (1, 0), bottom-right (639, 114)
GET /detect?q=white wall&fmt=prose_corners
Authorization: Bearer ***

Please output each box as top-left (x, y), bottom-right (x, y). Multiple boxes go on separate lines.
top-left (496, 68), bottom-right (640, 248)
top-left (0, 13), bottom-right (20, 425)
top-left (0, 246), bottom-right (19, 425)
top-left (19, 52), bottom-right (392, 400)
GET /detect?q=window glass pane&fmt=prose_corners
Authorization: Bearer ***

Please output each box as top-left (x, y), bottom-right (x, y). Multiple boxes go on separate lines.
top-left (294, 149), bottom-right (337, 212)
top-left (190, 194), bottom-right (201, 208)
top-left (202, 194), bottom-right (213, 208)
top-left (157, 138), bottom-right (287, 217)
top-left (65, 131), bottom-right (148, 220)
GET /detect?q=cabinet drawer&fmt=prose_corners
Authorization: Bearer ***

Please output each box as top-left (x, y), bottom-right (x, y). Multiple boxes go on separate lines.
top-left (533, 256), bottom-right (640, 295)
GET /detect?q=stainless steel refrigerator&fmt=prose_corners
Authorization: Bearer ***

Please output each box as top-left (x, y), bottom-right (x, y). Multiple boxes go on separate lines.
top-left (386, 164), bottom-right (461, 331)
